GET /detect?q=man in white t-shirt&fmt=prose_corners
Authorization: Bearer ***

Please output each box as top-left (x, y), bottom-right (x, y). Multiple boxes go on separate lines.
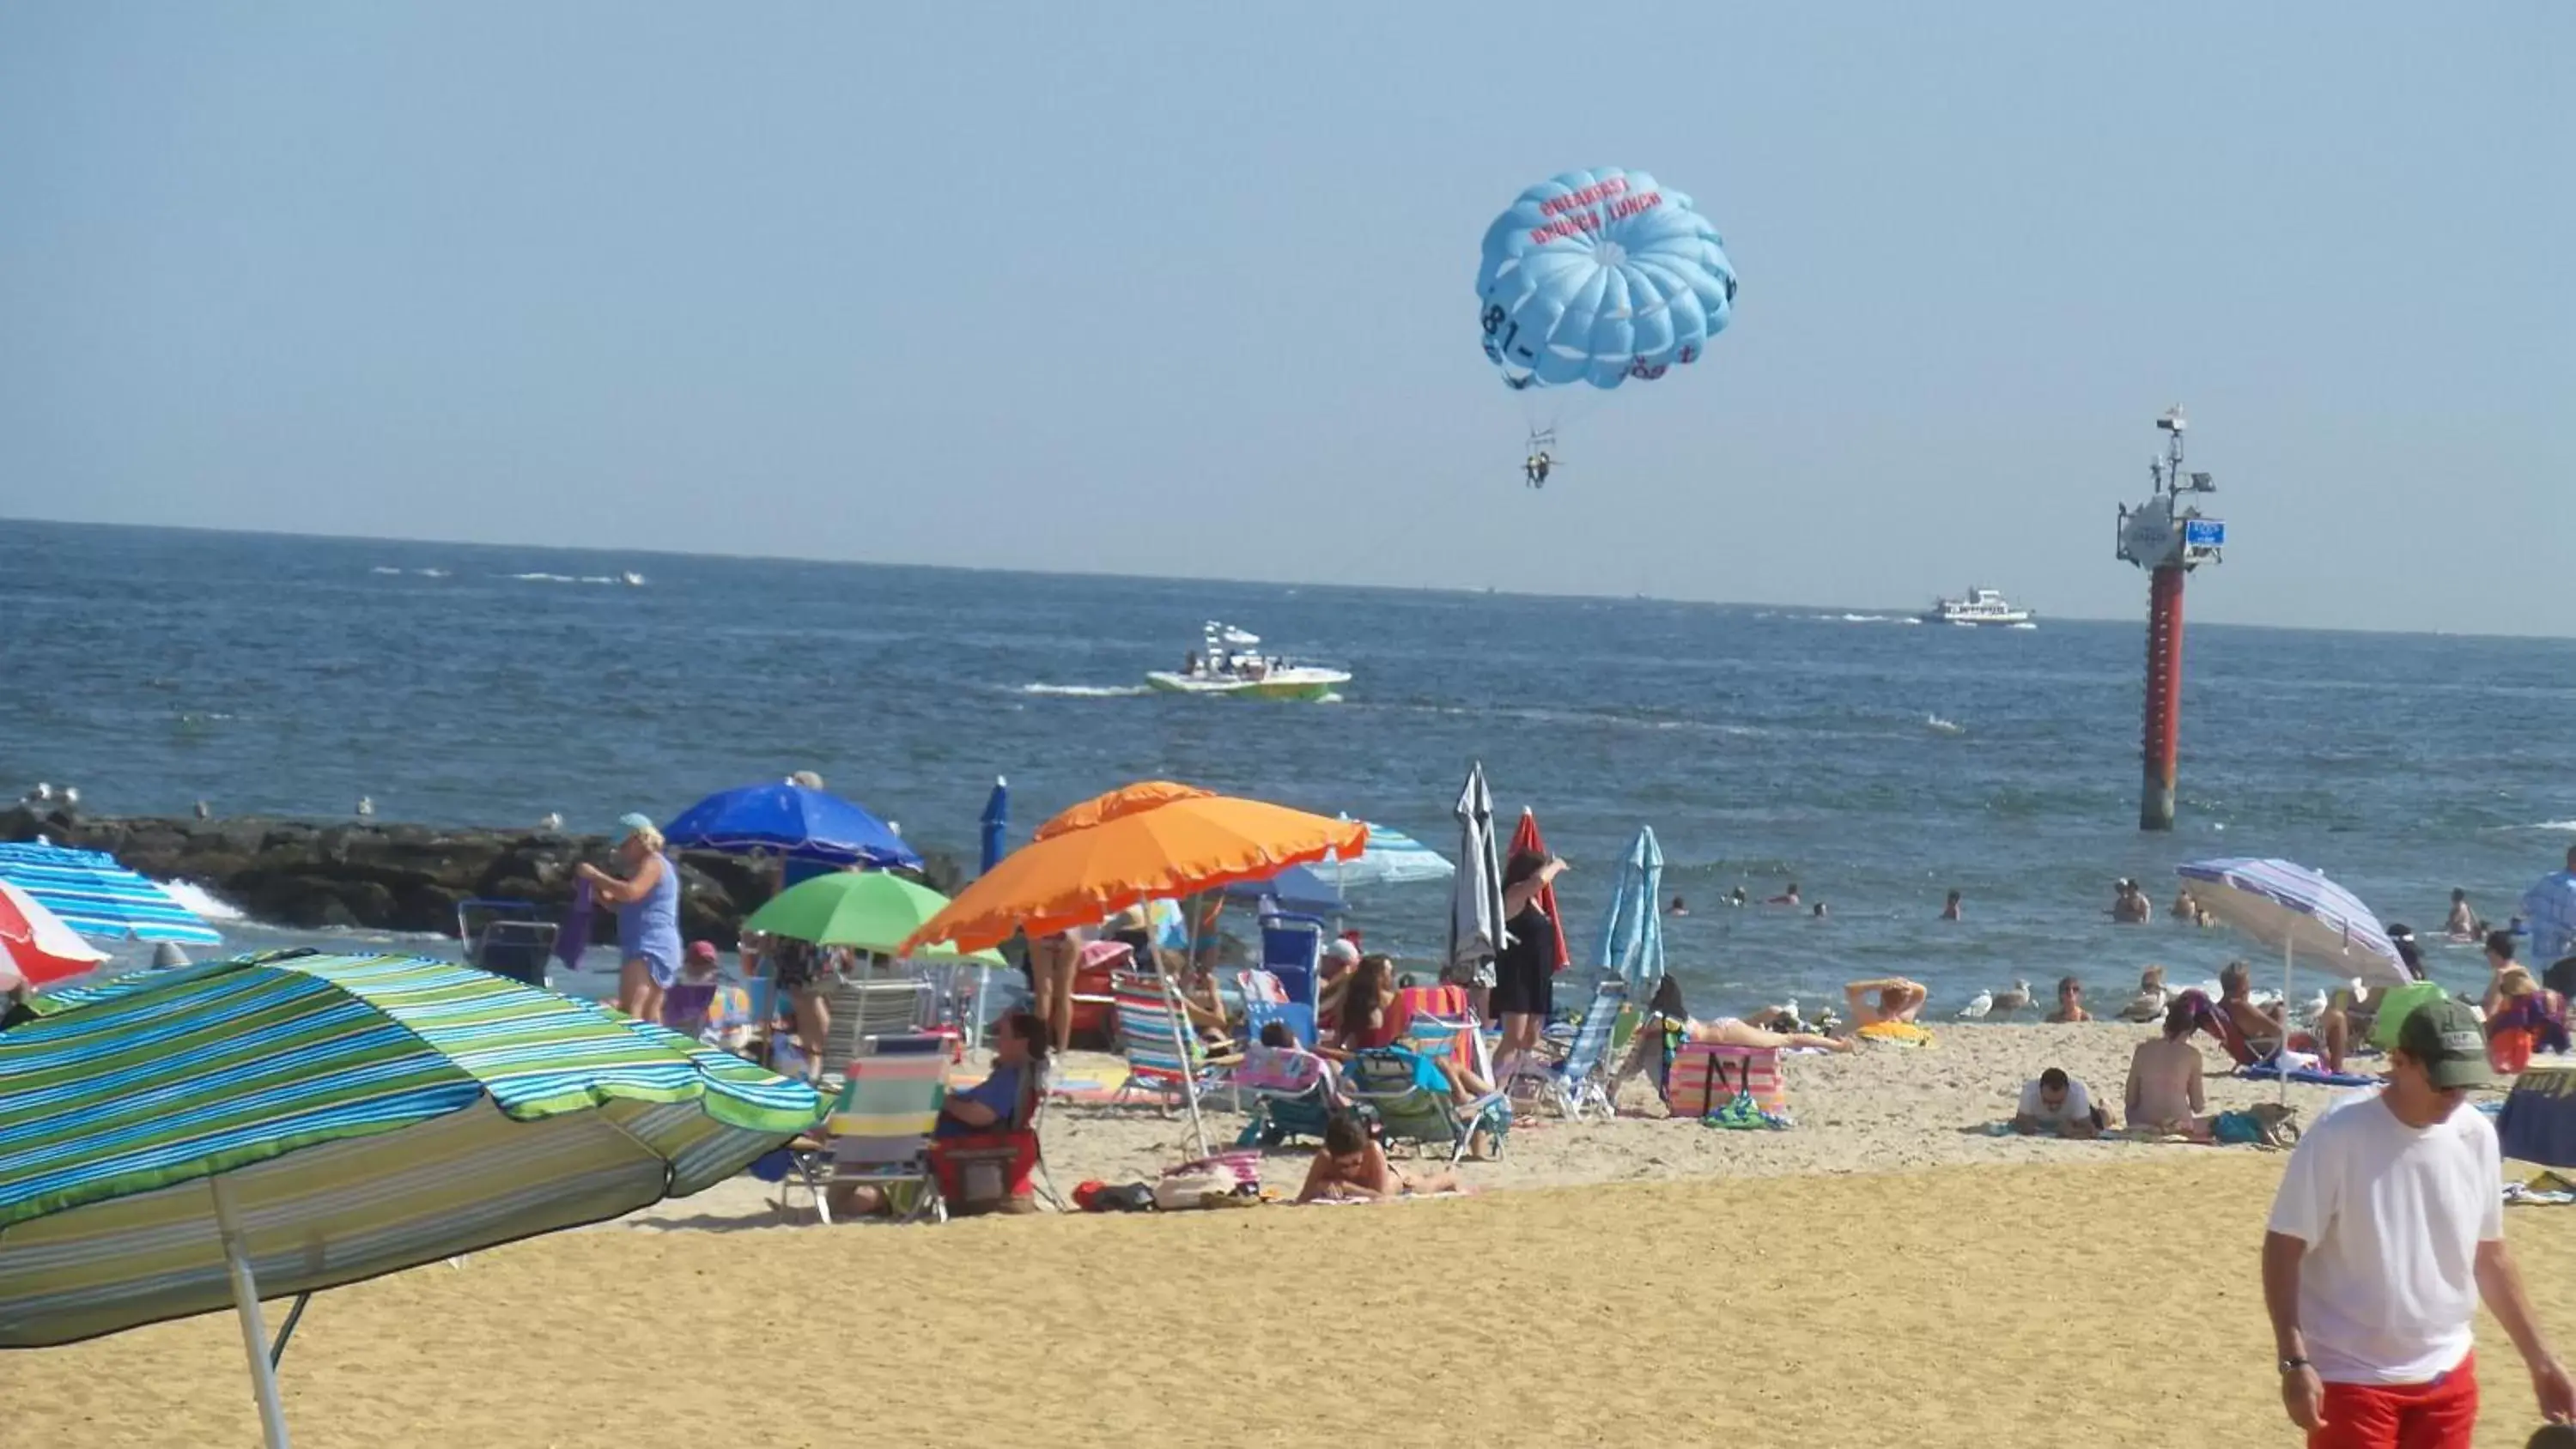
top-left (2012, 1067), bottom-right (2103, 1139)
top-left (2263, 997), bottom-right (2574, 1446)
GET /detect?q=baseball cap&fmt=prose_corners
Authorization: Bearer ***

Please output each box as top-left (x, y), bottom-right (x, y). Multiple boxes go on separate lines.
top-left (2397, 997), bottom-right (2494, 1089)
top-left (687, 940), bottom-right (719, 964)
top-left (616, 812), bottom-right (657, 839)
top-left (1323, 938), bottom-right (1360, 966)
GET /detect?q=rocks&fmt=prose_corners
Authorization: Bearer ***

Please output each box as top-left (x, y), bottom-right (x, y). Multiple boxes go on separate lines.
top-left (0, 806), bottom-right (951, 949)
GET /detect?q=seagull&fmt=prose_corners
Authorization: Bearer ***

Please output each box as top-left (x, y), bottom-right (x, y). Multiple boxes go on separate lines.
top-left (59, 786), bottom-right (79, 808)
top-left (2303, 989), bottom-right (2330, 1023)
top-left (538, 811), bottom-right (564, 832)
top-left (1989, 979), bottom-right (2033, 1017)
top-left (1957, 990), bottom-right (1994, 1020)
top-left (27, 783), bottom-right (52, 803)
top-left (2119, 985), bottom-right (2168, 1023)
top-left (355, 796), bottom-right (375, 818)
top-left (194, 799), bottom-right (212, 819)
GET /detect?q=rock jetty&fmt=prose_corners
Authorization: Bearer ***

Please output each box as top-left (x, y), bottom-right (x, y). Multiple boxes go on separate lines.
top-left (0, 806), bottom-right (961, 948)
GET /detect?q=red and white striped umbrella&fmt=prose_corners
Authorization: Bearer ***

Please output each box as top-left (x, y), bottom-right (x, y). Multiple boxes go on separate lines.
top-left (0, 878), bottom-right (109, 991)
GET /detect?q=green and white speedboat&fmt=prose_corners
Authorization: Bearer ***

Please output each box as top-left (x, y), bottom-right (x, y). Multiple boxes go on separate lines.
top-left (1145, 622), bottom-right (1350, 700)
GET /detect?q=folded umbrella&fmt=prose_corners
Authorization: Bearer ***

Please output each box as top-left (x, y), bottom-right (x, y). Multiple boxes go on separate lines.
top-left (1507, 808), bottom-right (1571, 973)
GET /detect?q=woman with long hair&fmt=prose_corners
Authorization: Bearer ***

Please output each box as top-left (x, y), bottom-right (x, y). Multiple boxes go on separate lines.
top-left (575, 813), bottom-right (682, 1023)
top-left (1492, 848), bottom-right (1566, 1068)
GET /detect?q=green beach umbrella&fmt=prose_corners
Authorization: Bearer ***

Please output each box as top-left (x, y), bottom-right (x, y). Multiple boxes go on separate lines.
top-left (0, 950), bottom-right (823, 1447)
top-left (744, 870), bottom-right (1005, 964)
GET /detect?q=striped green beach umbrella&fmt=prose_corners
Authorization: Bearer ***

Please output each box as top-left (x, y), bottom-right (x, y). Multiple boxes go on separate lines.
top-left (0, 949), bottom-right (824, 1447)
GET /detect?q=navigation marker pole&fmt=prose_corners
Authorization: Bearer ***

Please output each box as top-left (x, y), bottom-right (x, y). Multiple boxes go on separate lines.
top-left (2115, 406), bottom-right (2227, 832)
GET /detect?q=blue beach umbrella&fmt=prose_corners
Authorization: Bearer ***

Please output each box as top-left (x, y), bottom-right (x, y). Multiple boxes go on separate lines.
top-left (663, 782), bottom-right (920, 870)
top-left (1595, 826), bottom-right (1666, 993)
top-left (1327, 820), bottom-right (1456, 888)
top-left (1221, 862), bottom-right (1347, 918)
top-left (979, 777), bottom-right (1010, 876)
top-left (2178, 858), bottom-right (2408, 1101)
top-left (0, 842), bottom-right (222, 947)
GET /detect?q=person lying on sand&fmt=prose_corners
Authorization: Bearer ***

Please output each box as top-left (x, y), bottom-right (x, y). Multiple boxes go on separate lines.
top-left (2124, 1000), bottom-right (2209, 1134)
top-left (1845, 976), bottom-right (1929, 1028)
top-left (2012, 1067), bottom-right (2105, 1138)
top-left (1297, 1115), bottom-right (1461, 1203)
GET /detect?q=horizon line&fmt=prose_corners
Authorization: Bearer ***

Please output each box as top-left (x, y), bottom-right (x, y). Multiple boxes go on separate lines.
top-left (3, 512), bottom-right (2563, 647)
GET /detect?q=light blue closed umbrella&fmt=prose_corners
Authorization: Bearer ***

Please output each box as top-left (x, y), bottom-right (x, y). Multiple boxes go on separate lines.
top-left (1595, 826), bottom-right (1665, 993)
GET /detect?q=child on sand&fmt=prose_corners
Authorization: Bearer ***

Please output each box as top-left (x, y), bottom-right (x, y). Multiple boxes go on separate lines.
top-left (1297, 1115), bottom-right (1461, 1203)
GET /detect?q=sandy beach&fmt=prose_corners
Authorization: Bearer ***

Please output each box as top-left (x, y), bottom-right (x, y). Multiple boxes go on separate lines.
top-left (12, 1021), bottom-right (2569, 1447)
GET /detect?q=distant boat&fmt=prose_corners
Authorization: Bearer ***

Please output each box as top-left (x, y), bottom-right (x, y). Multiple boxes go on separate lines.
top-left (620, 572), bottom-right (647, 587)
top-left (1923, 587), bottom-right (2033, 627)
top-left (1145, 621), bottom-right (1350, 701)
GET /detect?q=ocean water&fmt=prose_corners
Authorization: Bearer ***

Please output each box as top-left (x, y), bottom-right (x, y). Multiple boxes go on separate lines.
top-left (4, 518), bottom-right (2571, 1013)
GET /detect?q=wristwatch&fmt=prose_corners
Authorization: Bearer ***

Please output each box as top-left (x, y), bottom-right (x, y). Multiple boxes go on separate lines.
top-left (2279, 1356), bottom-right (2311, 1375)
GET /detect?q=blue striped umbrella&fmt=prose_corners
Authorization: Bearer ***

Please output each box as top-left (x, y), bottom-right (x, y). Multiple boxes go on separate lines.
top-left (0, 842), bottom-right (222, 946)
top-left (1595, 826), bottom-right (1666, 993)
top-left (1330, 819), bottom-right (1455, 888)
top-left (0, 950), bottom-right (823, 1446)
top-left (2178, 858), bottom-right (2407, 1102)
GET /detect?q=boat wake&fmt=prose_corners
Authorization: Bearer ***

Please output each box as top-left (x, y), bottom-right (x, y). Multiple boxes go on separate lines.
top-left (1020, 682), bottom-right (1151, 699)
top-left (1925, 714), bottom-right (1966, 736)
top-left (507, 573), bottom-right (629, 586)
top-left (1814, 613), bottom-right (1922, 625)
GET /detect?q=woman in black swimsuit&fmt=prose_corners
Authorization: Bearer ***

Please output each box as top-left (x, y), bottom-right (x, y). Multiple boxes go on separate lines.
top-left (1492, 848), bottom-right (1565, 1070)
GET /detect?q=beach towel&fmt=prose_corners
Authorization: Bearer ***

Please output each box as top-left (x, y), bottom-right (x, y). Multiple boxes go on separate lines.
top-left (2236, 1061), bottom-right (2379, 1089)
top-left (1856, 1021), bottom-right (1935, 1047)
top-left (554, 880), bottom-right (593, 972)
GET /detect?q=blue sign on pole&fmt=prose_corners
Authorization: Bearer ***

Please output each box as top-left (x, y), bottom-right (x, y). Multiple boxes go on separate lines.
top-left (2184, 518), bottom-right (2227, 549)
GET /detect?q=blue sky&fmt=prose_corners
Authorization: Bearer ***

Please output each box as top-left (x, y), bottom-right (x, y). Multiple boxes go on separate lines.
top-left (3, 3), bottom-right (2568, 634)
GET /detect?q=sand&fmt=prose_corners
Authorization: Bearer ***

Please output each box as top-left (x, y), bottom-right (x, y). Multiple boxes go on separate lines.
top-left (8, 1022), bottom-right (2567, 1447)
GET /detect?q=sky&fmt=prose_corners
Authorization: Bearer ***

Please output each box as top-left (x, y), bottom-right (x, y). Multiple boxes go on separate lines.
top-left (3, 3), bottom-right (2570, 634)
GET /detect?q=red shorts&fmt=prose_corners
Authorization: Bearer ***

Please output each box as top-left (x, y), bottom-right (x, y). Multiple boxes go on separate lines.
top-left (2312, 1354), bottom-right (2478, 1449)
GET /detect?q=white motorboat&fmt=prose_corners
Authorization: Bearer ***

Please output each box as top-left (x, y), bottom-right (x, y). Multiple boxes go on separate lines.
top-left (1145, 621), bottom-right (1350, 700)
top-left (1923, 587), bottom-right (2035, 627)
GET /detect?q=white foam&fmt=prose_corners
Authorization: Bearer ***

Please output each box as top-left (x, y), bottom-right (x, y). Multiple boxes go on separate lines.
top-left (370, 566), bottom-right (403, 575)
top-left (1020, 683), bottom-right (1151, 698)
top-left (2519, 820), bottom-right (2576, 833)
top-left (162, 879), bottom-right (248, 923)
top-left (1925, 714), bottom-right (1965, 735)
top-left (414, 568), bottom-right (448, 579)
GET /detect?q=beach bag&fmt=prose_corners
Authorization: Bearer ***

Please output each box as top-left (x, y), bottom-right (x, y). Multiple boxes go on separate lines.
top-left (930, 1131), bottom-right (1038, 1214)
top-left (1152, 1150), bottom-right (1262, 1210)
top-left (1701, 1055), bottom-right (1790, 1131)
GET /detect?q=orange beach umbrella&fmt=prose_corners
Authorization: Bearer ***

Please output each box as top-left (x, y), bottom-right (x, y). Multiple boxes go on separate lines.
top-left (900, 788), bottom-right (1367, 956)
top-left (1031, 780), bottom-right (1212, 841)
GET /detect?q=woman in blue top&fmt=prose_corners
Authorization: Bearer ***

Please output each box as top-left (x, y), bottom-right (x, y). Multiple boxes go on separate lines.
top-left (577, 813), bottom-right (682, 1023)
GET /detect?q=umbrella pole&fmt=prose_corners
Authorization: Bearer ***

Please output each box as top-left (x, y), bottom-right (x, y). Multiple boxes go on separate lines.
top-left (1153, 896), bottom-right (1212, 1159)
top-left (2281, 936), bottom-right (2293, 1106)
top-left (211, 1176), bottom-right (293, 1449)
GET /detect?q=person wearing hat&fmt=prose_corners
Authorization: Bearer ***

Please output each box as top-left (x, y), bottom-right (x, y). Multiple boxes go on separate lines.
top-left (2263, 997), bottom-right (2574, 1443)
top-left (574, 813), bottom-right (682, 1025)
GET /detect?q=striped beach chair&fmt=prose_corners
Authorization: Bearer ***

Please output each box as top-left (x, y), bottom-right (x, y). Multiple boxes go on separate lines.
top-left (1233, 1041), bottom-right (1340, 1149)
top-left (1111, 967), bottom-right (1230, 1116)
top-left (819, 976), bottom-right (935, 1083)
top-left (1347, 1046), bottom-right (1509, 1163)
top-left (793, 1033), bottom-right (951, 1224)
top-left (1511, 979), bottom-right (1625, 1119)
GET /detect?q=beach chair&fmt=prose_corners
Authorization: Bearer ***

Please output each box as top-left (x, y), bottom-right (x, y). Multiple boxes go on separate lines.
top-left (1510, 979), bottom-right (1625, 1119)
top-left (1243, 994), bottom-right (1318, 1050)
top-left (1233, 1041), bottom-right (1340, 1149)
top-left (791, 1033), bottom-right (951, 1225)
top-left (1258, 913), bottom-right (1325, 1006)
top-left (1347, 1046), bottom-right (1509, 1163)
top-left (819, 975), bottom-right (935, 1082)
top-left (1111, 967), bottom-right (1232, 1115)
